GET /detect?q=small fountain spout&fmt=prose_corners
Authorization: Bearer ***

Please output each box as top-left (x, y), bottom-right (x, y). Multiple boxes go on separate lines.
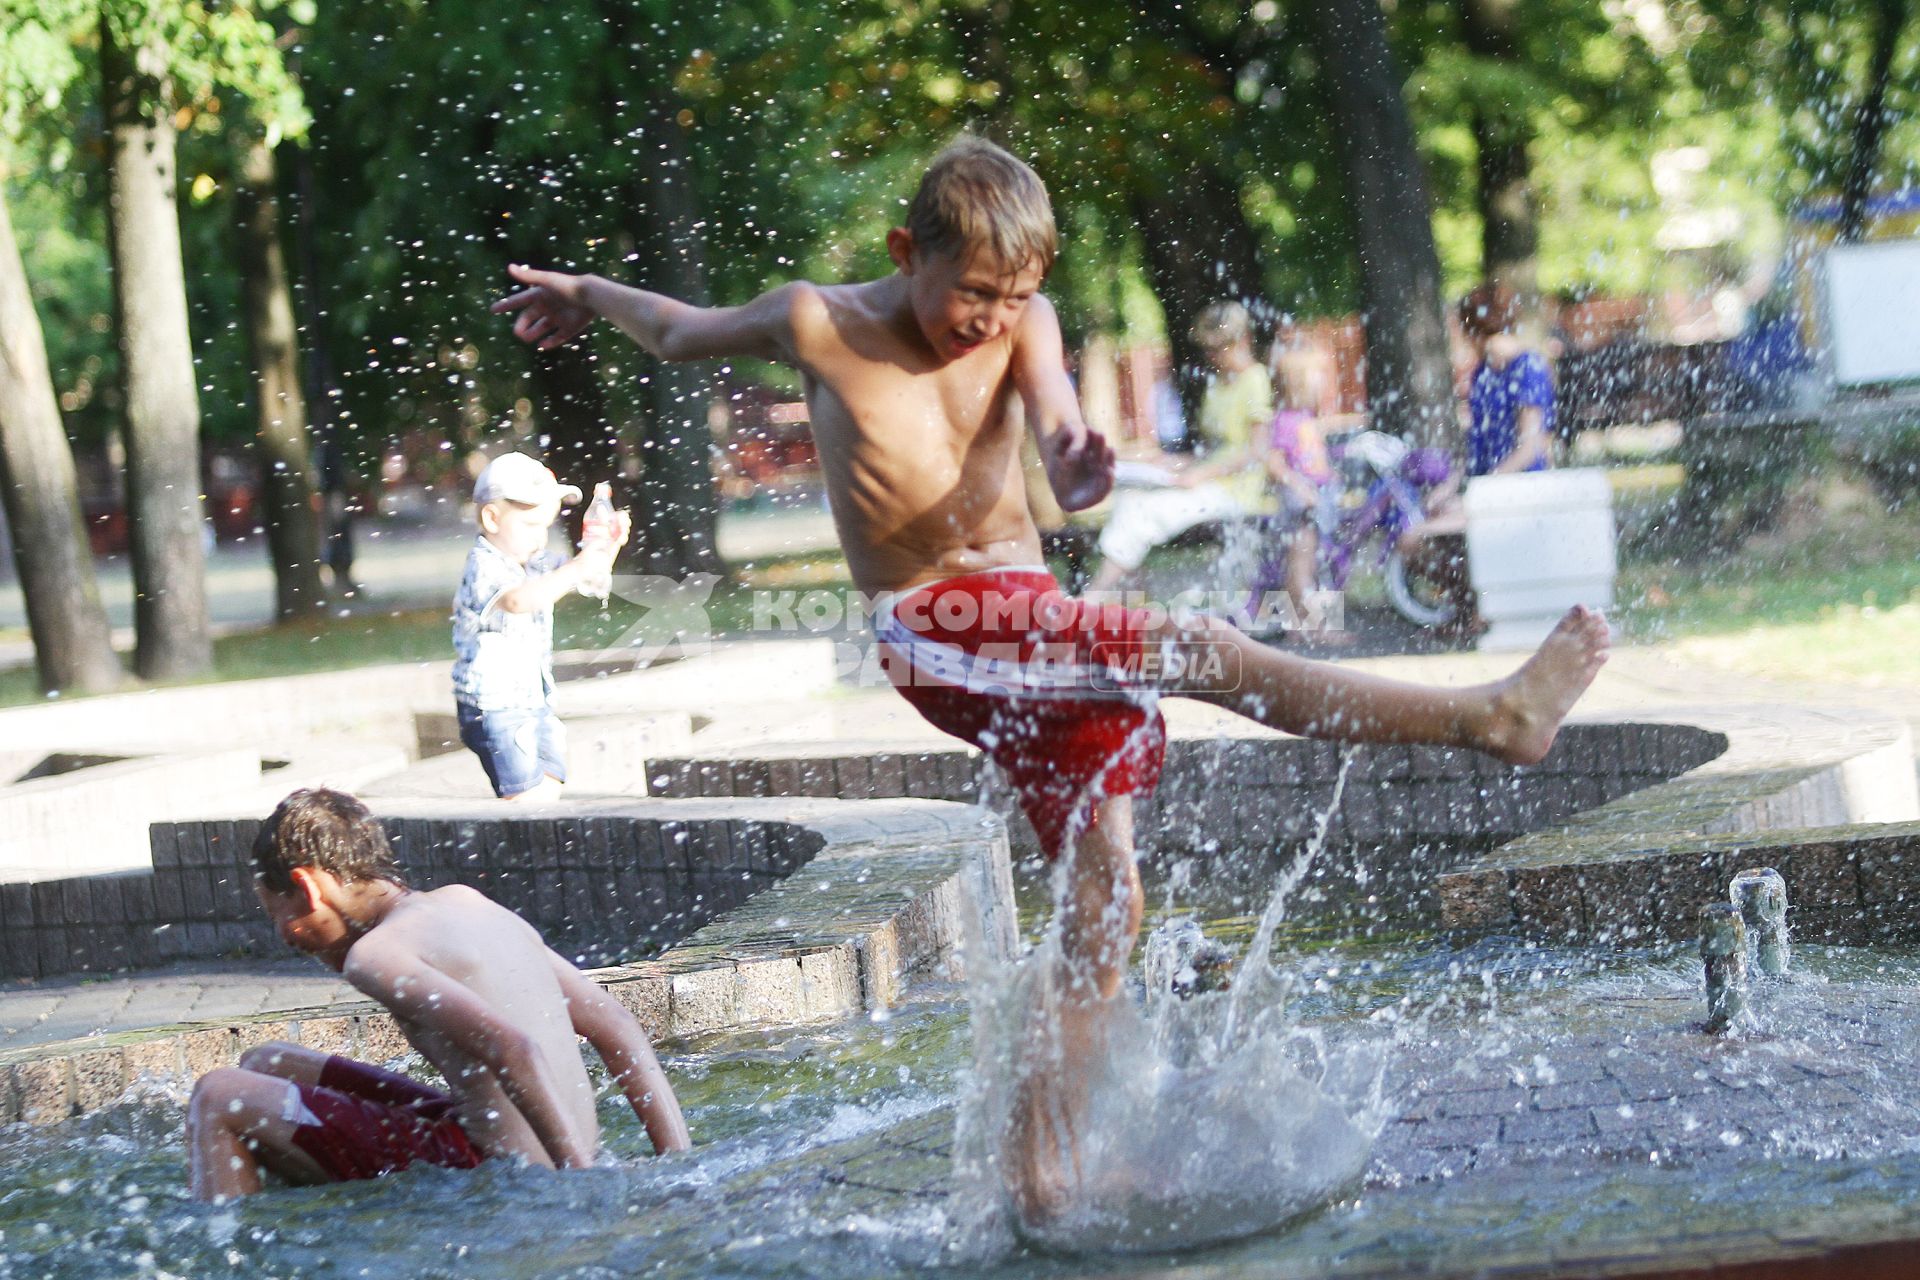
top-left (1700, 902), bottom-right (1749, 1034)
top-left (1730, 866), bottom-right (1790, 977)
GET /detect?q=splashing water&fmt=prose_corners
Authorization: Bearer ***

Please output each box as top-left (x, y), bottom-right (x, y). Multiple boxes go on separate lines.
top-left (951, 741), bottom-right (1390, 1256)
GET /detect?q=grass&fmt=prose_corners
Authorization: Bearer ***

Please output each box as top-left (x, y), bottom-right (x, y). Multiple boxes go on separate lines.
top-left (0, 605), bottom-right (457, 709)
top-left (1615, 474), bottom-right (1920, 686)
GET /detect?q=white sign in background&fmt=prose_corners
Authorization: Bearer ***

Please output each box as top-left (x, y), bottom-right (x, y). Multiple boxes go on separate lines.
top-left (1821, 238), bottom-right (1920, 386)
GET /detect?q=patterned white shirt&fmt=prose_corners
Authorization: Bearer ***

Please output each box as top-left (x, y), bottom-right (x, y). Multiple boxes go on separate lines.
top-left (451, 536), bottom-right (562, 710)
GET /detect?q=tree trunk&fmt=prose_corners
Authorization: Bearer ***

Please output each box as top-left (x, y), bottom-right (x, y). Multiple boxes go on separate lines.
top-left (1473, 113), bottom-right (1537, 299)
top-left (1132, 166), bottom-right (1271, 433)
top-left (0, 188), bottom-right (123, 694)
top-left (1839, 0), bottom-right (1910, 242)
top-left (101, 17), bottom-right (212, 678)
top-left (235, 136), bottom-right (327, 621)
top-left (1460, 0), bottom-right (1538, 304)
top-left (622, 91), bottom-right (722, 579)
top-left (284, 62), bottom-right (354, 591)
top-left (1302, 0), bottom-right (1456, 448)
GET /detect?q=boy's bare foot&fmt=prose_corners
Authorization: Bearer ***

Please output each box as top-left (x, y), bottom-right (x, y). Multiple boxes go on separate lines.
top-left (1480, 605), bottom-right (1610, 766)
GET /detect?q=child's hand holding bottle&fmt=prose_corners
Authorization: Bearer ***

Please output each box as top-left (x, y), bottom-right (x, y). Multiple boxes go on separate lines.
top-left (575, 482), bottom-right (629, 602)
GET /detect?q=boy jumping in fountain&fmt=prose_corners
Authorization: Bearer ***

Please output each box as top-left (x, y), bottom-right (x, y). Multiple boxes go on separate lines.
top-left (493, 135), bottom-right (1608, 1231)
top-left (187, 788), bottom-right (689, 1200)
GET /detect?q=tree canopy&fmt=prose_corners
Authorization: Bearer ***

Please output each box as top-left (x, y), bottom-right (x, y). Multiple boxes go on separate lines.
top-left (7, 0), bottom-right (1915, 476)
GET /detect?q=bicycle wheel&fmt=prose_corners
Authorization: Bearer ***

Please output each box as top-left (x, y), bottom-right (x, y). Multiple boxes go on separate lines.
top-left (1385, 547), bottom-right (1457, 628)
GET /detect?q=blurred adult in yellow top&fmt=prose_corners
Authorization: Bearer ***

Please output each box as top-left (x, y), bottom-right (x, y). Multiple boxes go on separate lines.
top-left (1086, 301), bottom-right (1273, 592)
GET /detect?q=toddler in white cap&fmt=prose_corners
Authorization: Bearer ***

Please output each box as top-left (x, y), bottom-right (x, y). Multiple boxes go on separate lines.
top-left (450, 453), bottom-right (630, 800)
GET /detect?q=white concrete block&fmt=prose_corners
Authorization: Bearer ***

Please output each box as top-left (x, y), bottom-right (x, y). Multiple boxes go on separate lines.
top-left (1465, 469), bottom-right (1618, 652)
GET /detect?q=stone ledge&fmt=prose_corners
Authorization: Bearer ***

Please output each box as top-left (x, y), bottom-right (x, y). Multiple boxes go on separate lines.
top-left (1439, 705), bottom-right (1920, 941)
top-left (373, 711), bottom-right (695, 799)
top-left (0, 798), bottom-right (1012, 1128)
top-left (648, 721), bottom-right (1728, 862)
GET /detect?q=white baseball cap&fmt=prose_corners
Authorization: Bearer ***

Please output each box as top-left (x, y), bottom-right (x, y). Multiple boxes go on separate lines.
top-left (473, 452), bottom-right (583, 507)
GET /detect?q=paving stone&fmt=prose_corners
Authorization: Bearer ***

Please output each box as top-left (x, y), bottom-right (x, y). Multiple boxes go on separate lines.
top-left (800, 944), bottom-right (862, 1019)
top-left (13, 1058), bottom-right (71, 1126)
top-left (1858, 838), bottom-right (1919, 906)
top-left (180, 1028), bottom-right (237, 1077)
top-left (1436, 1088), bottom-right (1529, 1120)
top-left (609, 976), bottom-right (669, 1041)
top-left (124, 1037), bottom-right (185, 1084)
top-left (868, 755), bottom-right (906, 797)
top-left (1511, 868), bottom-right (1586, 937)
top-left (1500, 1107), bottom-right (1597, 1144)
top-left (1775, 841), bottom-right (1862, 910)
top-left (1406, 1115), bottom-right (1502, 1149)
top-left (1571, 862), bottom-right (1660, 942)
top-left (356, 1014), bottom-right (411, 1066)
top-left (1438, 868), bottom-right (1513, 931)
top-left (1588, 1102), bottom-right (1656, 1139)
top-left (669, 967), bottom-right (737, 1036)
top-left (734, 957), bottom-right (807, 1025)
top-left (858, 923), bottom-right (902, 1010)
top-left (1532, 1080), bottom-right (1623, 1111)
top-left (69, 1047), bottom-right (127, 1111)
top-left (232, 1020), bottom-right (293, 1057)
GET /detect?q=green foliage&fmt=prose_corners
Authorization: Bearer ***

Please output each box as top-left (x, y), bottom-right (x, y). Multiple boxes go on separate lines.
top-left (97, 0), bottom-right (307, 137)
top-left (4, 0), bottom-right (1881, 481)
top-left (1682, 0), bottom-right (1920, 198)
top-left (3, 2), bottom-right (312, 449)
top-left (0, 0), bottom-right (89, 153)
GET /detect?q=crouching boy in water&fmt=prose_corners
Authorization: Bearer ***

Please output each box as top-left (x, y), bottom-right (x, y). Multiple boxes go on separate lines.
top-left (493, 135), bottom-right (1608, 1229)
top-left (187, 789), bottom-right (690, 1200)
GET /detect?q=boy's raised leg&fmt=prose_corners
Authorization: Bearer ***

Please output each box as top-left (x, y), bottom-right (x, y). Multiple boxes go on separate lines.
top-left (1172, 604), bottom-right (1610, 765)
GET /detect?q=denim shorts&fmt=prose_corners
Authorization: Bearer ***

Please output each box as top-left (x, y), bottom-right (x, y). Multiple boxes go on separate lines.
top-left (456, 703), bottom-right (567, 798)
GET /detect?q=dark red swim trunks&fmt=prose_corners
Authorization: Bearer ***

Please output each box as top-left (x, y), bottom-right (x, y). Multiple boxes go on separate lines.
top-left (874, 566), bottom-right (1169, 859)
top-left (288, 1055), bottom-right (484, 1183)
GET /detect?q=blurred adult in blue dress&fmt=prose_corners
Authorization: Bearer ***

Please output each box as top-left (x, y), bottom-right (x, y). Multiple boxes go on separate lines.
top-left (1397, 284), bottom-right (1555, 631)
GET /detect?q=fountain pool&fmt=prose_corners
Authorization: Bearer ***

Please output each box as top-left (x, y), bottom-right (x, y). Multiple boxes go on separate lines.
top-left (9, 882), bottom-right (1920, 1279)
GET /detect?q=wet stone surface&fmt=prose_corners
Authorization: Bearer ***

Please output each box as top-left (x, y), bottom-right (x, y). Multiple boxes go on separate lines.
top-left (0, 959), bottom-right (356, 1053)
top-left (686, 970), bottom-right (1920, 1276)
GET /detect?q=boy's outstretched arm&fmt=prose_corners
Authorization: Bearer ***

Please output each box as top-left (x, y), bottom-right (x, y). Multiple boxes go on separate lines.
top-left (344, 939), bottom-right (595, 1169)
top-left (493, 264), bottom-right (801, 366)
top-left (548, 951), bottom-right (692, 1155)
top-left (1012, 295), bottom-right (1115, 511)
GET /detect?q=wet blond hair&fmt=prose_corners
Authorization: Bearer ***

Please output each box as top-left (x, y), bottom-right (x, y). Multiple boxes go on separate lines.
top-left (1190, 300), bottom-right (1252, 353)
top-left (904, 135), bottom-right (1058, 277)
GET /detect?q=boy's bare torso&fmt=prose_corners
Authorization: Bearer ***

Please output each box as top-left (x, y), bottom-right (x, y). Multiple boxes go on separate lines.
top-left (347, 886), bottom-right (597, 1160)
top-left (793, 280), bottom-right (1045, 595)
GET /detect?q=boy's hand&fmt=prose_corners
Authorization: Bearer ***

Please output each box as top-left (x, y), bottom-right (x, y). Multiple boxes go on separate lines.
top-left (1040, 420), bottom-right (1116, 511)
top-left (492, 264), bottom-right (597, 349)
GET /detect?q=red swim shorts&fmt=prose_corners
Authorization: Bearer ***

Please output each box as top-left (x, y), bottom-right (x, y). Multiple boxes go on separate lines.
top-left (875, 566), bottom-right (1168, 859)
top-left (288, 1055), bottom-right (485, 1183)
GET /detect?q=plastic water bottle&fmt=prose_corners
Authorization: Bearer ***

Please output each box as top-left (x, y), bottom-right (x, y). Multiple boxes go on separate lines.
top-left (576, 481), bottom-right (617, 602)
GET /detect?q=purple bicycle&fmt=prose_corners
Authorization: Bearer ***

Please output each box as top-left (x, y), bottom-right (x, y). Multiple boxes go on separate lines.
top-left (1246, 430), bottom-right (1459, 629)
